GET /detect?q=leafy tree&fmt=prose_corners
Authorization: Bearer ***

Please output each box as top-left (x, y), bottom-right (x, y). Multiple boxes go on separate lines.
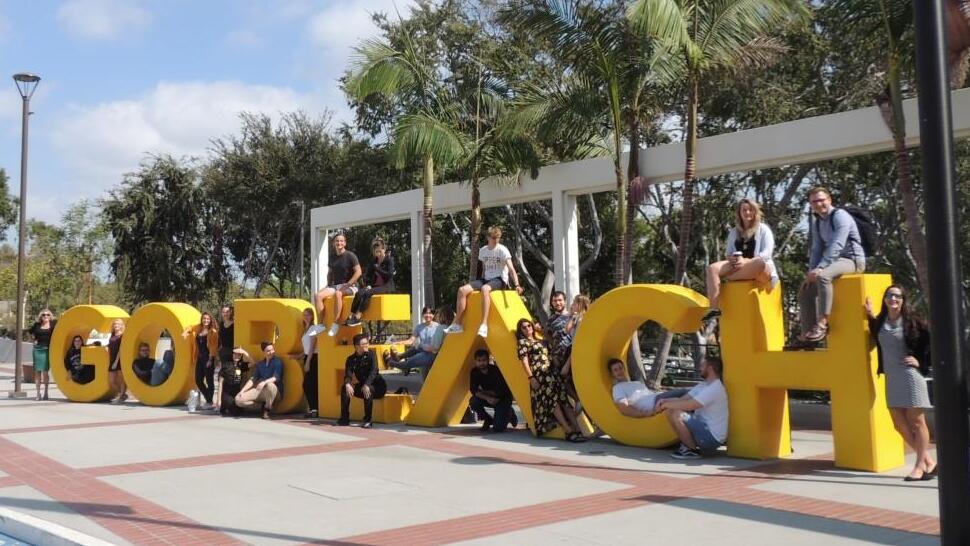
top-left (630, 0), bottom-right (807, 387)
top-left (102, 155), bottom-right (229, 306)
top-left (344, 4), bottom-right (469, 307)
top-left (0, 169), bottom-right (18, 239)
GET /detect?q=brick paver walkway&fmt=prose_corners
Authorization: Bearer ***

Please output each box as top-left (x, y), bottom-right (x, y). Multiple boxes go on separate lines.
top-left (0, 366), bottom-right (939, 546)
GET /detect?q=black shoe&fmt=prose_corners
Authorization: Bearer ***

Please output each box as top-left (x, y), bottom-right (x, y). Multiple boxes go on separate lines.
top-left (345, 315), bottom-right (362, 327)
top-left (480, 418), bottom-right (493, 432)
top-left (702, 308), bottom-right (721, 323)
top-left (509, 413), bottom-right (519, 429)
top-left (362, 421), bottom-right (373, 429)
top-left (336, 418), bottom-right (350, 426)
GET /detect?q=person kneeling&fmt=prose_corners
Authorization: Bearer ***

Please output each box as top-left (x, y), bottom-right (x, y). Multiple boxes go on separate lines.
top-left (338, 333), bottom-right (387, 428)
top-left (234, 342), bottom-right (283, 419)
top-left (656, 357), bottom-right (728, 460)
top-left (608, 358), bottom-right (660, 418)
top-left (469, 349), bottom-right (519, 432)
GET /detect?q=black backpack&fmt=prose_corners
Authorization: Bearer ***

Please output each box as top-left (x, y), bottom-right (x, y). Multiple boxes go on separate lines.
top-left (825, 206), bottom-right (877, 258)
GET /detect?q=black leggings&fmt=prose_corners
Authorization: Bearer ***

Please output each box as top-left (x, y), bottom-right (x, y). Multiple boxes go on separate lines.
top-left (303, 354), bottom-right (318, 411)
top-left (195, 356), bottom-right (215, 404)
top-left (350, 284), bottom-right (395, 314)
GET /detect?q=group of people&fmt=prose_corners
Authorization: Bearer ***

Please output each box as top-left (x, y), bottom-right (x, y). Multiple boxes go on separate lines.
top-left (699, 186), bottom-right (934, 478)
top-left (30, 187), bottom-right (935, 475)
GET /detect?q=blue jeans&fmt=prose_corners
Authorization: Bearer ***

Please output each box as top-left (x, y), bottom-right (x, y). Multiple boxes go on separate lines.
top-left (151, 359), bottom-right (173, 386)
top-left (397, 348), bottom-right (436, 377)
top-left (469, 395), bottom-right (513, 432)
top-left (682, 413), bottom-right (722, 450)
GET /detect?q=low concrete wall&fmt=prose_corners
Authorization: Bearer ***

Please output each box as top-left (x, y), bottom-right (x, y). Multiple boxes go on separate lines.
top-left (0, 338), bottom-right (34, 364)
top-left (0, 507), bottom-right (116, 546)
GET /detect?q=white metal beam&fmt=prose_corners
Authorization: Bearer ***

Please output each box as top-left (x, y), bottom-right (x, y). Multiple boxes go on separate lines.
top-left (310, 88), bottom-right (970, 310)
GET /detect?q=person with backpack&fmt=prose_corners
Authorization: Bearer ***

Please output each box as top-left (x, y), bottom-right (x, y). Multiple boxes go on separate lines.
top-left (798, 187), bottom-right (867, 344)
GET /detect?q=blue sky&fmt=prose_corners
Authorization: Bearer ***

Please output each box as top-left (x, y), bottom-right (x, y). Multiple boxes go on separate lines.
top-left (0, 0), bottom-right (411, 224)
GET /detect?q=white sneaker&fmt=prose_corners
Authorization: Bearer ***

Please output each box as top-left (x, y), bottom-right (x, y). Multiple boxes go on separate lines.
top-left (477, 324), bottom-right (488, 338)
top-left (446, 323), bottom-right (464, 334)
top-left (328, 323), bottom-right (340, 337)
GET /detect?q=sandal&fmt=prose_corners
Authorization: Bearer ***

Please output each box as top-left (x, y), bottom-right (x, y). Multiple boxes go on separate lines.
top-left (566, 432), bottom-right (587, 443)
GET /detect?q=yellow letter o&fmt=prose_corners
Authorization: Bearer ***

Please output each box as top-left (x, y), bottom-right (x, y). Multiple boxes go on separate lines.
top-left (120, 303), bottom-right (201, 406)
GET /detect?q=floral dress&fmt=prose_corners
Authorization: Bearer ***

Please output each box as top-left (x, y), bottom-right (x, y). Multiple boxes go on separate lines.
top-left (518, 337), bottom-right (569, 436)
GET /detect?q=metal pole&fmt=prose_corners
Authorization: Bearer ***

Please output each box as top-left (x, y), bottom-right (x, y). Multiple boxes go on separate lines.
top-left (299, 200), bottom-right (306, 298)
top-left (912, 2), bottom-right (970, 544)
top-left (11, 92), bottom-right (29, 399)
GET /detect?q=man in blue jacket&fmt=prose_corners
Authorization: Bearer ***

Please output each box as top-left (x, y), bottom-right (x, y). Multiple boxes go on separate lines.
top-left (799, 187), bottom-right (866, 343)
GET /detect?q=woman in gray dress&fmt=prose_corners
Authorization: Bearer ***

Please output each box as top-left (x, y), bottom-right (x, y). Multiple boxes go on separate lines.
top-left (865, 285), bottom-right (935, 481)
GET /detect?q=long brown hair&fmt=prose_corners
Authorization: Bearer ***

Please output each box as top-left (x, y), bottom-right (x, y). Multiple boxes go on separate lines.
top-left (735, 198), bottom-right (763, 239)
top-left (875, 284), bottom-right (927, 341)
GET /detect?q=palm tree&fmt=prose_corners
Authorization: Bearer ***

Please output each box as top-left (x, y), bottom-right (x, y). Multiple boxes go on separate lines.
top-left (501, 0), bottom-right (661, 287)
top-left (629, 0), bottom-right (807, 387)
top-left (345, 34), bottom-right (464, 307)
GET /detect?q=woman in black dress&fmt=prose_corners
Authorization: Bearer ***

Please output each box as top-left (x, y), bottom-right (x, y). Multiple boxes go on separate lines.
top-left (344, 238), bottom-right (395, 327)
top-left (28, 308), bottom-right (57, 400)
top-left (108, 319), bottom-right (127, 403)
top-left (516, 318), bottom-right (586, 442)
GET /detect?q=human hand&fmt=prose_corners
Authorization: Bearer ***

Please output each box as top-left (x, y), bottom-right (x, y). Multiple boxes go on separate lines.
top-left (902, 356), bottom-right (919, 368)
top-left (529, 377), bottom-right (539, 390)
top-left (362, 385), bottom-right (372, 399)
top-left (807, 269), bottom-right (820, 283)
top-left (515, 286), bottom-right (524, 295)
top-left (864, 297), bottom-right (873, 317)
top-left (344, 384), bottom-right (354, 398)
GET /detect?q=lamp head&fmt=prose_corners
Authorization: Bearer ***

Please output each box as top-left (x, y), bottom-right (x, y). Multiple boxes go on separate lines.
top-left (12, 73), bottom-right (41, 99)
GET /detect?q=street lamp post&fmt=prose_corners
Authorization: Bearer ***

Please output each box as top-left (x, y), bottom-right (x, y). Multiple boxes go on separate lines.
top-left (10, 73), bottom-right (40, 400)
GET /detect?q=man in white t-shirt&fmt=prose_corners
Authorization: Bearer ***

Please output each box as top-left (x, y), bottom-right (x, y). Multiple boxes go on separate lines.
top-left (655, 357), bottom-right (729, 459)
top-left (608, 358), bottom-right (660, 417)
top-left (445, 225), bottom-right (523, 338)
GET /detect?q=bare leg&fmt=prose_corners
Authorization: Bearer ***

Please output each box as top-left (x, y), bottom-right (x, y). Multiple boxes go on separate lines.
top-left (561, 403), bottom-right (582, 434)
top-left (479, 284), bottom-right (493, 326)
top-left (906, 408), bottom-right (935, 475)
top-left (42, 371), bottom-right (49, 399)
top-left (706, 261), bottom-right (730, 309)
top-left (315, 287), bottom-right (336, 322)
top-left (333, 290), bottom-right (345, 323)
top-left (552, 405), bottom-right (573, 435)
top-left (665, 409), bottom-right (697, 449)
top-left (724, 257), bottom-right (767, 282)
top-left (453, 285), bottom-right (473, 325)
top-left (889, 408), bottom-right (916, 448)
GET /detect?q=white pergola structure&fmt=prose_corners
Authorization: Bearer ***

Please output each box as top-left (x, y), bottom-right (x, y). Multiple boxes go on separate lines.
top-left (312, 89), bottom-right (970, 322)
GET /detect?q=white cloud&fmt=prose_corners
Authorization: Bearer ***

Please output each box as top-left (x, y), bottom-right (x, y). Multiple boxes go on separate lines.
top-left (49, 81), bottom-right (322, 198)
top-left (307, 0), bottom-right (413, 60)
top-left (57, 0), bottom-right (152, 41)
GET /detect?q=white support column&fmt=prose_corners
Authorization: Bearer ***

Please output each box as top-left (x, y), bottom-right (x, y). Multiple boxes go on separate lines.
top-left (551, 190), bottom-right (581, 302)
top-left (410, 210), bottom-right (425, 323)
top-left (310, 228), bottom-right (330, 298)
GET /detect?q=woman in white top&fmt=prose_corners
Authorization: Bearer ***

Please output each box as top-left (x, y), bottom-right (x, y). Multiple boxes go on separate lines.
top-left (703, 199), bottom-right (779, 322)
top-left (291, 308), bottom-right (326, 418)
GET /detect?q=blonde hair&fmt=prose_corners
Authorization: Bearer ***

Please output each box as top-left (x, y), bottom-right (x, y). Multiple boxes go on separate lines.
top-left (37, 308), bottom-right (53, 322)
top-left (735, 198), bottom-right (763, 239)
top-left (111, 319), bottom-right (126, 335)
top-left (487, 226), bottom-right (502, 238)
top-left (572, 294), bottom-right (591, 313)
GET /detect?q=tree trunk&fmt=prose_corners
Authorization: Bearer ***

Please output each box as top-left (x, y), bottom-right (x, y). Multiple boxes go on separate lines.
top-left (254, 222), bottom-right (285, 297)
top-left (647, 77), bottom-right (699, 389)
top-left (877, 75), bottom-right (930, 299)
top-left (469, 180), bottom-right (482, 282)
top-left (422, 155), bottom-right (435, 307)
top-left (612, 126), bottom-right (627, 287)
top-left (624, 116), bottom-right (640, 282)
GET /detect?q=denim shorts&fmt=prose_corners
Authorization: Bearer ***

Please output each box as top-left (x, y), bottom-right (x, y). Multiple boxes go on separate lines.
top-left (682, 413), bottom-right (722, 451)
top-left (469, 278), bottom-right (506, 291)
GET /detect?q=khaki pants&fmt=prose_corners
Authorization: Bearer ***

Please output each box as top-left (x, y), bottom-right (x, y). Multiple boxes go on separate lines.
top-left (799, 257), bottom-right (865, 332)
top-left (235, 383), bottom-right (279, 410)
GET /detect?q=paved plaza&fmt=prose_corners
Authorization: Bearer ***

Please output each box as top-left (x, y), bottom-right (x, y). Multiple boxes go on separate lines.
top-left (0, 364), bottom-right (940, 546)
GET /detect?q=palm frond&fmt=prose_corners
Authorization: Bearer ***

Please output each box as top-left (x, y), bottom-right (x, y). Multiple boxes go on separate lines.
top-left (389, 112), bottom-right (470, 170)
top-left (344, 38), bottom-right (416, 99)
top-left (627, 0), bottom-right (692, 48)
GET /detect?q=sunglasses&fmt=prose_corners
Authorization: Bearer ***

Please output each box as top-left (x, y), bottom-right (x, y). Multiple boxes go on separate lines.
top-left (886, 293), bottom-right (904, 300)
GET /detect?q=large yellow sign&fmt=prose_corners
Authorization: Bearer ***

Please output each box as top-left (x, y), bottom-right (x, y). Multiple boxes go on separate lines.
top-left (49, 275), bottom-right (904, 471)
top-left (49, 305), bottom-right (129, 403)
